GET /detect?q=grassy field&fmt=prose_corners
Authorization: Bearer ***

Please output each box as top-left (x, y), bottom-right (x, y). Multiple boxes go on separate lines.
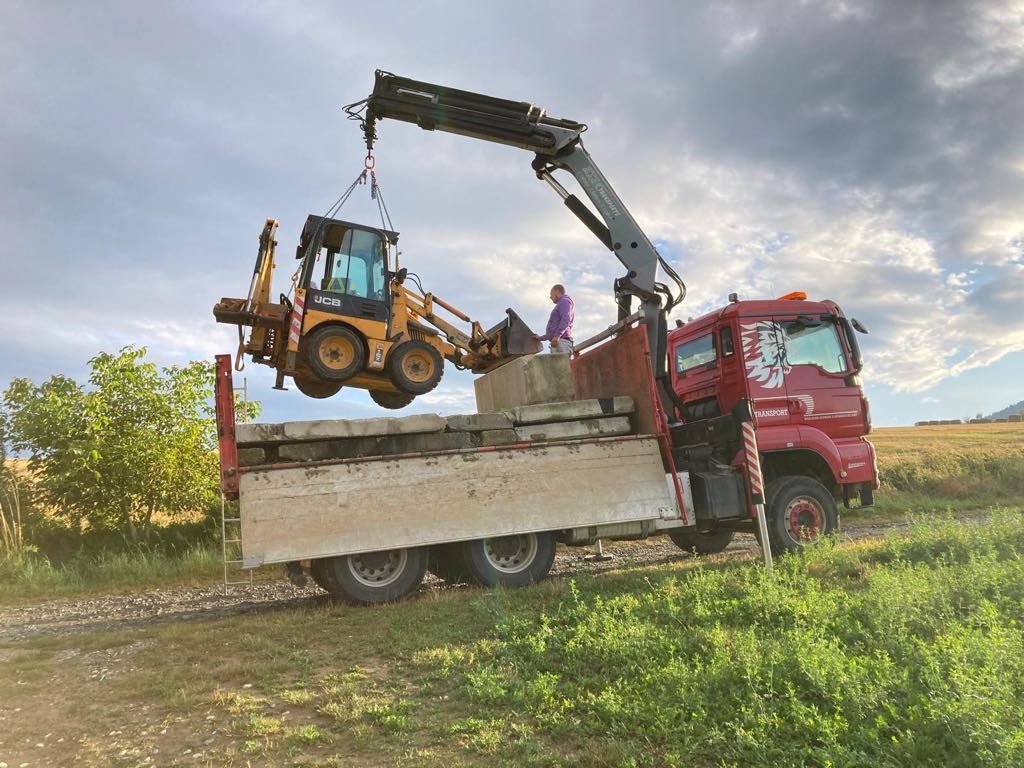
top-left (1, 512), bottom-right (1022, 766)
top-left (866, 422), bottom-right (1024, 516)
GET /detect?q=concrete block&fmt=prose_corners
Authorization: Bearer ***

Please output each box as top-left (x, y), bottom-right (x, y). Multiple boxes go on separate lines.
top-left (236, 423), bottom-right (285, 445)
top-left (237, 447), bottom-right (267, 467)
top-left (511, 396), bottom-right (635, 425)
top-left (446, 412), bottom-right (514, 432)
top-left (514, 416), bottom-right (632, 443)
top-left (474, 354), bottom-right (574, 411)
top-left (278, 431), bottom-right (475, 463)
top-left (480, 429), bottom-right (519, 447)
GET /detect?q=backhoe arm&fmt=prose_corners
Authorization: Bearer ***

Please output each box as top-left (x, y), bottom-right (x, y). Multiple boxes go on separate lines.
top-left (356, 71), bottom-right (686, 370)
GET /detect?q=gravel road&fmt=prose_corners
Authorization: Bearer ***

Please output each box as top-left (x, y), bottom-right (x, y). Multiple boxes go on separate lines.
top-left (0, 520), bottom-right (911, 643)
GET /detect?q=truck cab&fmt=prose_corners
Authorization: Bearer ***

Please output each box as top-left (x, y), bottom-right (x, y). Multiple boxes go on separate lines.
top-left (668, 292), bottom-right (878, 511)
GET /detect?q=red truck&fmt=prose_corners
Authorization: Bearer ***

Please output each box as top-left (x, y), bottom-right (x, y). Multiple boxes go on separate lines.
top-left (212, 73), bottom-right (878, 604)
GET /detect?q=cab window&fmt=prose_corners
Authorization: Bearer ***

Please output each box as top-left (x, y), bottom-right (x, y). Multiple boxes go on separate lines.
top-left (783, 322), bottom-right (847, 373)
top-left (319, 229), bottom-right (386, 299)
top-left (675, 333), bottom-right (717, 374)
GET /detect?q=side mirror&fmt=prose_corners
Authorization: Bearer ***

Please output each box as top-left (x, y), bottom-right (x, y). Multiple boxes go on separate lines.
top-left (851, 317), bottom-right (869, 334)
top-left (394, 267), bottom-right (408, 285)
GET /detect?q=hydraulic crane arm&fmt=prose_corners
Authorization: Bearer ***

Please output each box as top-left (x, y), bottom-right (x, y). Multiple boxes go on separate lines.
top-left (349, 71), bottom-right (686, 372)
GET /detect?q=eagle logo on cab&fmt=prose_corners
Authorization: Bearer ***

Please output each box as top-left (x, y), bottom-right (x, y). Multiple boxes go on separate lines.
top-left (741, 321), bottom-right (790, 389)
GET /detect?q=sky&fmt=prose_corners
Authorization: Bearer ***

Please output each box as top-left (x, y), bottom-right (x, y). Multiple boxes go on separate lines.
top-left (2, 0), bottom-right (1022, 427)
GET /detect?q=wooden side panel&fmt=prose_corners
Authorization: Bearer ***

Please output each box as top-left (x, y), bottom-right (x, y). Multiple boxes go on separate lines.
top-left (239, 438), bottom-right (673, 566)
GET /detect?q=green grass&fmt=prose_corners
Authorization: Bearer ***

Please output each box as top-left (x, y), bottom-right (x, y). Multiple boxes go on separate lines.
top-left (0, 543), bottom-right (224, 604)
top-left (3, 512), bottom-right (1023, 766)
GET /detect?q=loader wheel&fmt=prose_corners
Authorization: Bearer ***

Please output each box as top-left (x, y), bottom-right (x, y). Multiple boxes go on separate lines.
top-left (305, 325), bottom-right (366, 382)
top-left (369, 389), bottom-right (415, 410)
top-left (387, 341), bottom-right (444, 395)
top-left (428, 543), bottom-right (470, 584)
top-left (668, 527), bottom-right (734, 555)
top-left (322, 546), bottom-right (428, 605)
top-left (763, 476), bottom-right (838, 556)
top-left (459, 532), bottom-right (556, 588)
top-left (293, 375), bottom-right (343, 399)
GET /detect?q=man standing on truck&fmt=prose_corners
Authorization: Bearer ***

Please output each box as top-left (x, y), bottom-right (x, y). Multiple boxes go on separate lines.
top-left (537, 284), bottom-right (575, 353)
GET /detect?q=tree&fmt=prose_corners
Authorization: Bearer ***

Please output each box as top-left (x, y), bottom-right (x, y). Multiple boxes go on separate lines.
top-left (0, 347), bottom-right (258, 544)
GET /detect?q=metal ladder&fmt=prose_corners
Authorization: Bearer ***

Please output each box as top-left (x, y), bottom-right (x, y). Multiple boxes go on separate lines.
top-left (221, 377), bottom-right (253, 593)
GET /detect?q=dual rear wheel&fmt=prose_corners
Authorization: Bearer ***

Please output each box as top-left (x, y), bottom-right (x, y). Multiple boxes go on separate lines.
top-left (309, 531), bottom-right (556, 604)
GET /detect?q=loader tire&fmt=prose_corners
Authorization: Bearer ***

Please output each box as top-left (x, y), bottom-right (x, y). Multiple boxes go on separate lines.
top-left (428, 543), bottom-right (470, 584)
top-left (386, 341), bottom-right (444, 395)
top-left (369, 389), bottom-right (415, 410)
top-left (321, 546), bottom-right (428, 605)
top-left (459, 532), bottom-right (556, 588)
top-left (293, 375), bottom-right (343, 399)
top-left (763, 476), bottom-right (838, 556)
top-left (305, 325), bottom-right (366, 382)
top-left (668, 527), bottom-right (734, 555)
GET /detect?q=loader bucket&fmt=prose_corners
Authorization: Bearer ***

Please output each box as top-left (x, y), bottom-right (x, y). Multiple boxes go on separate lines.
top-left (487, 309), bottom-right (543, 356)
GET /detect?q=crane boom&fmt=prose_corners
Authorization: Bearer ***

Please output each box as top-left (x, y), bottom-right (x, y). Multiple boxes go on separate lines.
top-left (353, 70), bottom-right (685, 375)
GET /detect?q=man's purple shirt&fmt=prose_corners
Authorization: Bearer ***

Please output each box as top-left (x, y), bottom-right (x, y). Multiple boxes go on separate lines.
top-left (541, 294), bottom-right (575, 341)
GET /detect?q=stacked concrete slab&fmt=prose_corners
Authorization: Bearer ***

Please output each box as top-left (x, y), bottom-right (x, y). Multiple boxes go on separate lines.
top-left (474, 354), bottom-right (574, 412)
top-left (235, 396), bottom-right (636, 467)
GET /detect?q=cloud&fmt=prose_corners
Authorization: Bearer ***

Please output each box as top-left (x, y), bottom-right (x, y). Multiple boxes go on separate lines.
top-left (1, 0), bottom-right (1022, 421)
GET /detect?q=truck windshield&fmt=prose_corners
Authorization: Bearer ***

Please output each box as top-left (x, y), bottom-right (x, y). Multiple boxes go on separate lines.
top-left (783, 322), bottom-right (847, 374)
top-left (675, 333), bottom-right (717, 374)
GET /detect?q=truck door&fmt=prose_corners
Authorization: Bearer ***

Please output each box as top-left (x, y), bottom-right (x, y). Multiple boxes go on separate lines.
top-left (737, 320), bottom-right (794, 427)
top-left (775, 316), bottom-right (863, 438)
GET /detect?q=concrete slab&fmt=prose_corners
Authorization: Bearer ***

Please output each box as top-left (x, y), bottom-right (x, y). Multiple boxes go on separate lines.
top-left (512, 396), bottom-right (635, 425)
top-left (514, 416), bottom-right (632, 443)
top-left (238, 414), bottom-right (446, 445)
top-left (474, 354), bottom-right (574, 411)
top-left (479, 429), bottom-right (518, 446)
top-left (237, 447), bottom-right (267, 467)
top-left (446, 413), bottom-right (514, 432)
top-left (278, 431), bottom-right (475, 463)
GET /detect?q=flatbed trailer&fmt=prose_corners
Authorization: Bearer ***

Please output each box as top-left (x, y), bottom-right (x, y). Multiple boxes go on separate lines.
top-left (214, 322), bottom-right (767, 604)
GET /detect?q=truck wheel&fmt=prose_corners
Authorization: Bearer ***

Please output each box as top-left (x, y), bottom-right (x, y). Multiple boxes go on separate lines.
top-left (322, 546), bottom-right (428, 605)
top-left (369, 389), bottom-right (416, 409)
top-left (763, 476), bottom-right (838, 555)
top-left (460, 532), bottom-right (556, 588)
top-left (309, 558), bottom-right (341, 593)
top-left (386, 341), bottom-right (444, 395)
top-left (305, 325), bottom-right (366, 382)
top-left (667, 527), bottom-right (734, 555)
top-left (293, 375), bottom-right (343, 399)
top-left (428, 543), bottom-right (469, 584)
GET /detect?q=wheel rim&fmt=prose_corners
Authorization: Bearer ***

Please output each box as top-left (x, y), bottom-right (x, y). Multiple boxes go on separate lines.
top-left (347, 549), bottom-right (408, 587)
top-left (482, 534), bottom-right (538, 574)
top-left (785, 496), bottom-right (825, 542)
top-left (401, 349), bottom-right (436, 384)
top-left (318, 333), bottom-right (357, 372)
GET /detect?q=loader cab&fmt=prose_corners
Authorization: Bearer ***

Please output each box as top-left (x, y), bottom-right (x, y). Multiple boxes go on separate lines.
top-left (296, 215), bottom-right (397, 323)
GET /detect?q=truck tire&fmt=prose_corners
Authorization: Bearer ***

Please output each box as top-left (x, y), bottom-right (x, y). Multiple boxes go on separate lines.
top-left (309, 558), bottom-right (342, 593)
top-left (369, 389), bottom-right (416, 410)
top-left (386, 341), bottom-right (444, 395)
top-left (667, 527), bottom-right (734, 555)
top-left (293, 375), bottom-right (343, 399)
top-left (763, 476), bottom-right (838, 555)
top-left (305, 325), bottom-right (366, 382)
top-left (459, 532), bottom-right (556, 588)
top-left (428, 543), bottom-right (470, 584)
top-left (321, 547), bottom-right (428, 605)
